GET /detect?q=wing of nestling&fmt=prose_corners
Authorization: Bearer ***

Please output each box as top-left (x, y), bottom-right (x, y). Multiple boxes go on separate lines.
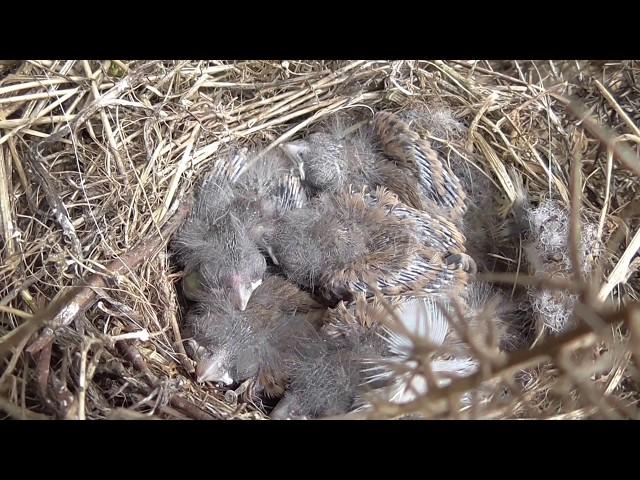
top-left (374, 111), bottom-right (467, 219)
top-left (319, 188), bottom-right (471, 301)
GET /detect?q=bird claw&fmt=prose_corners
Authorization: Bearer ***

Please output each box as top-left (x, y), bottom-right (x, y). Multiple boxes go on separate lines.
top-left (224, 389), bottom-right (238, 405)
top-left (446, 253), bottom-right (478, 275)
top-left (224, 378), bottom-right (251, 405)
top-left (235, 379), bottom-right (252, 396)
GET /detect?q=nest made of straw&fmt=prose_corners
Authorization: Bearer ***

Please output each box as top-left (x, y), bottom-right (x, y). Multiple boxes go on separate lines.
top-left (0, 60), bottom-right (639, 420)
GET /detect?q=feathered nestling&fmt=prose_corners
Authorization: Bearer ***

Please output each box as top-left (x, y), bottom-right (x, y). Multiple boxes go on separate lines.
top-left (173, 148), bottom-right (305, 309)
top-left (396, 106), bottom-right (531, 273)
top-left (271, 295), bottom-right (484, 419)
top-left (267, 186), bottom-right (474, 306)
top-left (183, 275), bottom-right (325, 397)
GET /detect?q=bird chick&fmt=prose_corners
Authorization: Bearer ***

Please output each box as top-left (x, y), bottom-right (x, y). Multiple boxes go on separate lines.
top-left (271, 291), bottom-right (477, 419)
top-left (270, 334), bottom-right (360, 419)
top-left (270, 294), bottom-right (452, 419)
top-left (279, 112), bottom-right (422, 207)
top-left (176, 206), bottom-right (266, 310)
top-left (270, 314), bottom-right (387, 420)
top-left (268, 186), bottom-right (473, 305)
top-left (387, 105), bottom-right (526, 272)
top-left (183, 275), bottom-right (325, 397)
top-left (373, 111), bottom-right (467, 221)
top-left (173, 148), bottom-right (305, 309)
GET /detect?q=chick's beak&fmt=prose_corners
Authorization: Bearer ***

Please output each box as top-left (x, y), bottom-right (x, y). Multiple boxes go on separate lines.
top-left (279, 143), bottom-right (306, 180)
top-left (196, 357), bottom-right (233, 385)
top-left (230, 279), bottom-right (262, 311)
top-left (279, 142), bottom-right (306, 159)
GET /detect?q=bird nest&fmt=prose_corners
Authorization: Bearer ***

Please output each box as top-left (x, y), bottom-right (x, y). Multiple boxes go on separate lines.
top-left (1, 60), bottom-right (639, 420)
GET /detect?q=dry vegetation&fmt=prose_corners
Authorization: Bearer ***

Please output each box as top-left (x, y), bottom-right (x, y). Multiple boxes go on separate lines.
top-left (0, 60), bottom-right (639, 420)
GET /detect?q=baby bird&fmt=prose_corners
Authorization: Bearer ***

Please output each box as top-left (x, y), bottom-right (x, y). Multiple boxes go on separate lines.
top-left (183, 275), bottom-right (325, 397)
top-left (267, 186), bottom-right (474, 306)
top-left (272, 282), bottom-right (515, 419)
top-left (373, 111), bottom-right (467, 221)
top-left (270, 315), bottom-right (387, 420)
top-left (270, 334), bottom-right (361, 419)
top-left (279, 112), bottom-right (422, 208)
top-left (269, 295), bottom-right (441, 419)
top-left (173, 148), bottom-right (305, 309)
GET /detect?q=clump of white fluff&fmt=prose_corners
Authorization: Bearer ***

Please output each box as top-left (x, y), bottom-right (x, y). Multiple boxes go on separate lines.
top-left (525, 199), bottom-right (600, 333)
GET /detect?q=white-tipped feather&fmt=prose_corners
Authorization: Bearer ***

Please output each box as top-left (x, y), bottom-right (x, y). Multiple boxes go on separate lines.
top-left (363, 298), bottom-right (480, 405)
top-left (432, 357), bottom-right (478, 378)
top-left (399, 299), bottom-right (449, 346)
top-left (388, 357), bottom-right (477, 404)
top-left (209, 148), bottom-right (250, 184)
top-left (277, 175), bottom-right (306, 212)
top-left (387, 371), bottom-right (427, 403)
top-left (380, 299), bottom-right (449, 358)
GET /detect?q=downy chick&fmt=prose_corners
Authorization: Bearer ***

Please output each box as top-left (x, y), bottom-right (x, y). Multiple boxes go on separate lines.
top-left (523, 198), bottom-right (600, 334)
top-left (184, 275), bottom-right (325, 397)
top-left (268, 186), bottom-right (474, 306)
top-left (173, 148), bottom-right (305, 309)
top-left (270, 333), bottom-right (361, 419)
top-left (279, 112), bottom-right (422, 208)
top-left (270, 313), bottom-right (387, 420)
top-left (271, 293), bottom-right (463, 419)
top-left (270, 294), bottom-right (452, 419)
top-left (273, 282), bottom-right (516, 419)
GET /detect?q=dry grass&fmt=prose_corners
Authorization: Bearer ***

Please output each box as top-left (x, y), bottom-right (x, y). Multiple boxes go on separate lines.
top-left (0, 60), bottom-right (639, 420)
